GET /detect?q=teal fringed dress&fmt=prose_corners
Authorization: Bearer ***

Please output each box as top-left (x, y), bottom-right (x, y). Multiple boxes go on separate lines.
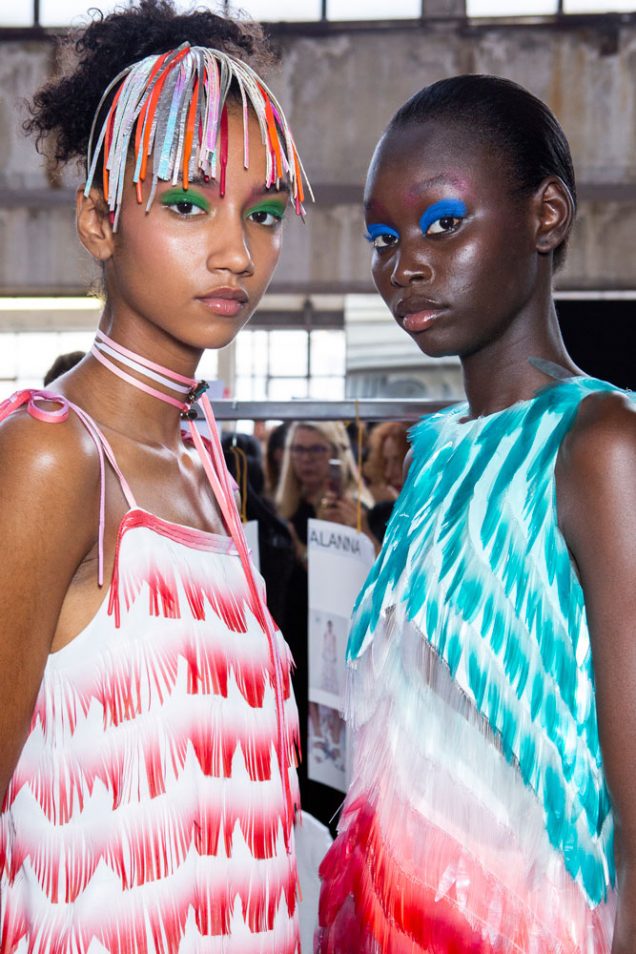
top-left (317, 376), bottom-right (626, 953)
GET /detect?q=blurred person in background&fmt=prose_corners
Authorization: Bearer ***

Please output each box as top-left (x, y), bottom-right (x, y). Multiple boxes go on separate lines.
top-left (345, 420), bottom-right (367, 466)
top-left (264, 420), bottom-right (289, 499)
top-left (276, 421), bottom-right (373, 550)
top-left (275, 421), bottom-right (372, 831)
top-left (363, 421), bottom-right (411, 545)
top-left (221, 430), bottom-right (296, 632)
top-left (43, 350), bottom-right (86, 387)
top-left (363, 420), bottom-right (410, 503)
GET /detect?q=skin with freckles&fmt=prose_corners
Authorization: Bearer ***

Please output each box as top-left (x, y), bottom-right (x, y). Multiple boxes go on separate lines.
top-left (0, 106), bottom-right (290, 803)
top-left (364, 116), bottom-right (636, 954)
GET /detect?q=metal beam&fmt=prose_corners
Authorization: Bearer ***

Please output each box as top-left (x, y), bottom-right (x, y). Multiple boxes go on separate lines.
top-left (205, 399), bottom-right (453, 421)
top-left (1, 11), bottom-right (635, 41)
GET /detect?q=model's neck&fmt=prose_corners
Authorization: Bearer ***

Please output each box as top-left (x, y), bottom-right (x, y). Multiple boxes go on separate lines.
top-left (460, 300), bottom-right (579, 419)
top-left (90, 329), bottom-right (208, 420)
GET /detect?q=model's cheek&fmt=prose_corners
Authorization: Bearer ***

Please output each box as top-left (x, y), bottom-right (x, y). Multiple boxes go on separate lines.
top-left (113, 217), bottom-right (176, 270)
top-left (255, 231), bottom-right (283, 277)
top-left (371, 257), bottom-right (393, 302)
top-left (159, 228), bottom-right (208, 263)
top-left (441, 243), bottom-right (484, 300)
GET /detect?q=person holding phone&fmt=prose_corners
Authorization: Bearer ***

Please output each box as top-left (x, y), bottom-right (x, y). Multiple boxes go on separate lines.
top-left (327, 458), bottom-right (344, 499)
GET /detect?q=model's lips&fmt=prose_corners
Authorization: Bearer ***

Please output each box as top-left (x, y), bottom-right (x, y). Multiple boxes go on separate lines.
top-left (197, 287), bottom-right (249, 317)
top-left (395, 296), bottom-right (446, 333)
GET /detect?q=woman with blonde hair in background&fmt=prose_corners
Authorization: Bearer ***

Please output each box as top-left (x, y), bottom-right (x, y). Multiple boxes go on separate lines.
top-left (276, 421), bottom-right (372, 832)
top-left (276, 421), bottom-right (371, 531)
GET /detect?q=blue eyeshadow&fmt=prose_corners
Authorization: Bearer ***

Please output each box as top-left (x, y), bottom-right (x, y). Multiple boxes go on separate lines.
top-left (419, 198), bottom-right (467, 235)
top-left (365, 223), bottom-right (400, 243)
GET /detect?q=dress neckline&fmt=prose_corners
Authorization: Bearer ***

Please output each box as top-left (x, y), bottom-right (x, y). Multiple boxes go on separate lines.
top-left (117, 506), bottom-right (237, 552)
top-left (450, 375), bottom-right (587, 429)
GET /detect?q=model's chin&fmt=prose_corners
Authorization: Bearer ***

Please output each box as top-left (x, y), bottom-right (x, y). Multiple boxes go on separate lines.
top-left (196, 310), bottom-right (253, 351)
top-left (207, 326), bottom-right (246, 351)
top-left (405, 326), bottom-right (459, 359)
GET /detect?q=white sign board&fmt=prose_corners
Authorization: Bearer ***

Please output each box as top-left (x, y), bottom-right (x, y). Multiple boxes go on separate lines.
top-left (242, 519), bottom-right (260, 571)
top-left (306, 519), bottom-right (375, 793)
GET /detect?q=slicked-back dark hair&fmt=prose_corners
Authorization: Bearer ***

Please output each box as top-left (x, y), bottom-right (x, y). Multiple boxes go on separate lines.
top-left (389, 74), bottom-right (576, 269)
top-left (24, 0), bottom-right (274, 175)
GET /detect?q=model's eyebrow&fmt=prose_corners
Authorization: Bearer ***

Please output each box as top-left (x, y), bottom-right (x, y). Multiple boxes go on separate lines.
top-left (250, 182), bottom-right (290, 199)
top-left (177, 173), bottom-right (208, 189)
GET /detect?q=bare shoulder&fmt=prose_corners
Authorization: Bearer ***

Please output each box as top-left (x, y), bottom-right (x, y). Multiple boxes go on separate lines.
top-left (559, 390), bottom-right (636, 488)
top-left (0, 404), bottom-right (105, 799)
top-left (0, 404), bottom-right (102, 532)
top-left (556, 389), bottom-right (636, 555)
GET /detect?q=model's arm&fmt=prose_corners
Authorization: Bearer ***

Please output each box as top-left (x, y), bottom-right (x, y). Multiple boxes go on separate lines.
top-left (0, 412), bottom-right (98, 803)
top-left (556, 392), bottom-right (636, 954)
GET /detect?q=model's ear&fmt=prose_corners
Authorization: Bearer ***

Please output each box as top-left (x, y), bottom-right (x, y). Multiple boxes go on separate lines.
top-left (76, 187), bottom-right (115, 261)
top-left (533, 176), bottom-right (574, 256)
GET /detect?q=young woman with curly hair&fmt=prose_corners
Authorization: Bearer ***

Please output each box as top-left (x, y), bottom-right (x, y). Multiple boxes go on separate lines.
top-left (0, 3), bottom-right (310, 951)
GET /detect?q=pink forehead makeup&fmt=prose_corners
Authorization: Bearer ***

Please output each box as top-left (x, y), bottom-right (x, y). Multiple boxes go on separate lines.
top-left (405, 174), bottom-right (470, 204)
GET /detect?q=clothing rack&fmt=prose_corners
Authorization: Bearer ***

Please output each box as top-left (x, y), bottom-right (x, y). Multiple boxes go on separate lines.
top-left (205, 399), bottom-right (455, 422)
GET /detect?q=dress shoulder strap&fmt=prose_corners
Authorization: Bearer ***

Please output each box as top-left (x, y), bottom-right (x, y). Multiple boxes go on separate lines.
top-left (0, 389), bottom-right (137, 586)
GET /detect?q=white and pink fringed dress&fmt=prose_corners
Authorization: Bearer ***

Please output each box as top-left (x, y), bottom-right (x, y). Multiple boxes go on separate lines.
top-left (0, 389), bottom-right (300, 954)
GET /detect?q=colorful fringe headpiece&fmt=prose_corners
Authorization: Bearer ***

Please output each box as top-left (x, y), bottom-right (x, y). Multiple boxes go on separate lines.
top-left (84, 43), bottom-right (312, 230)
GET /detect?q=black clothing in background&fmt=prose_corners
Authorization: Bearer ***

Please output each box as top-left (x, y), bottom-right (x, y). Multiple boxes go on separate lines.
top-left (222, 444), bottom-right (295, 633)
top-left (283, 500), bottom-right (344, 836)
top-left (367, 499), bottom-right (395, 546)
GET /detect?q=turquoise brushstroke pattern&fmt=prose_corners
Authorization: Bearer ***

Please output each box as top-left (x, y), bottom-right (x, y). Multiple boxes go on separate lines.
top-left (347, 376), bottom-right (632, 907)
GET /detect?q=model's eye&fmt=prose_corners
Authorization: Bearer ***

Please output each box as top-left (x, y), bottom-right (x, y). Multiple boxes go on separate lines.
top-left (426, 215), bottom-right (463, 236)
top-left (365, 224), bottom-right (399, 249)
top-left (245, 202), bottom-right (287, 227)
top-left (367, 232), bottom-right (399, 250)
top-left (172, 201), bottom-right (206, 216)
top-left (249, 210), bottom-right (280, 226)
top-left (419, 198), bottom-right (467, 238)
top-left (160, 189), bottom-right (210, 217)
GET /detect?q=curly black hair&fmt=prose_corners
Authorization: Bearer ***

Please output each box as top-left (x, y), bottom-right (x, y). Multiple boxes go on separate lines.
top-left (24, 0), bottom-right (274, 173)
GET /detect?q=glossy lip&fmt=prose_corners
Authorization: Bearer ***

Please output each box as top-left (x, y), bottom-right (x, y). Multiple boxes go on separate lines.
top-left (396, 294), bottom-right (444, 317)
top-left (395, 294), bottom-right (446, 333)
top-left (196, 286), bottom-right (249, 318)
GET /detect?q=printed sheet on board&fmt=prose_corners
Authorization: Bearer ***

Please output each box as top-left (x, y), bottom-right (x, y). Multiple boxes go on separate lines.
top-left (307, 518), bottom-right (375, 792)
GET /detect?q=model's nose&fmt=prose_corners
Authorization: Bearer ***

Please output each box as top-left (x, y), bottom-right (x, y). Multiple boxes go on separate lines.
top-left (206, 215), bottom-right (254, 276)
top-left (390, 240), bottom-right (433, 287)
